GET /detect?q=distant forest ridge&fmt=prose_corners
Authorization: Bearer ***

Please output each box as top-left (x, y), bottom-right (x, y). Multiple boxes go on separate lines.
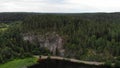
top-left (0, 12), bottom-right (120, 23)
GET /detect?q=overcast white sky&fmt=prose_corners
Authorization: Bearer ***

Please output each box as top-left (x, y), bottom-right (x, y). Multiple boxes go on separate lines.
top-left (0, 0), bottom-right (120, 13)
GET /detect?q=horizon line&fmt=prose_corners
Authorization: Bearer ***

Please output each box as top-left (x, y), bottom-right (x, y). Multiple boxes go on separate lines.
top-left (0, 11), bottom-right (120, 14)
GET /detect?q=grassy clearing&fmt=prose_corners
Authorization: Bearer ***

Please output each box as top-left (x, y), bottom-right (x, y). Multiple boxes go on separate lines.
top-left (0, 57), bottom-right (37, 68)
top-left (0, 23), bottom-right (9, 32)
top-left (0, 28), bottom-right (7, 32)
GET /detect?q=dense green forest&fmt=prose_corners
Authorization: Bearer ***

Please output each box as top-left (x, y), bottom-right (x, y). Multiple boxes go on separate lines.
top-left (0, 13), bottom-right (120, 67)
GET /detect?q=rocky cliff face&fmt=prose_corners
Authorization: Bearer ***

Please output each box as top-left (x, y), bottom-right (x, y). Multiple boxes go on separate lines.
top-left (23, 32), bottom-right (65, 56)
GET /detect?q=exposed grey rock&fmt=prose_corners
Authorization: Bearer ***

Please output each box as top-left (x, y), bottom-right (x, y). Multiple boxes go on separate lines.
top-left (23, 32), bottom-right (65, 56)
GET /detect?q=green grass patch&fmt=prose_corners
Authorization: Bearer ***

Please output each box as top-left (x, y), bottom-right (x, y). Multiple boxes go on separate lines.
top-left (0, 28), bottom-right (8, 31)
top-left (0, 57), bottom-right (37, 68)
top-left (0, 23), bottom-right (9, 32)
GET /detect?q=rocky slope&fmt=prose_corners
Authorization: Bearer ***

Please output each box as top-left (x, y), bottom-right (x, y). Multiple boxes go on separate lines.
top-left (23, 32), bottom-right (65, 56)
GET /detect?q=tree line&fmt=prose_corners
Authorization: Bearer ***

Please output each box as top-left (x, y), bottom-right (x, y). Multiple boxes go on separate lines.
top-left (0, 13), bottom-right (120, 66)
